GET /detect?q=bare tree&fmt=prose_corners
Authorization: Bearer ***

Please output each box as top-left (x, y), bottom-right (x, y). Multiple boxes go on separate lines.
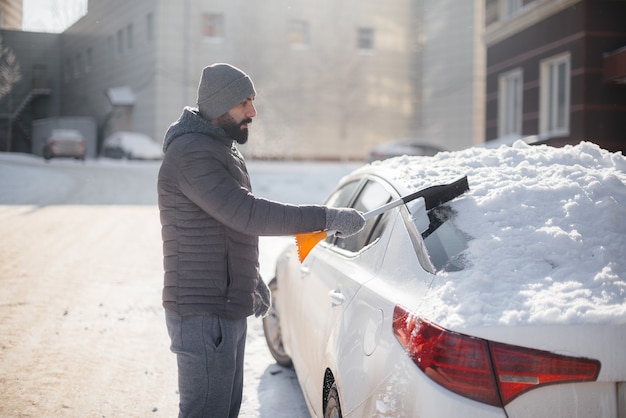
top-left (49, 0), bottom-right (87, 32)
top-left (0, 34), bottom-right (21, 101)
top-left (26, 0), bottom-right (87, 32)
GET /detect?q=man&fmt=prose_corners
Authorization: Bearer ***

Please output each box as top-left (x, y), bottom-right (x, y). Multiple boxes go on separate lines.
top-left (157, 63), bottom-right (365, 417)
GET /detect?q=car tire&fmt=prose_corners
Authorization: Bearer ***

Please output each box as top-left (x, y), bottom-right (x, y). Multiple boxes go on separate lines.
top-left (262, 278), bottom-right (293, 367)
top-left (324, 383), bottom-right (342, 418)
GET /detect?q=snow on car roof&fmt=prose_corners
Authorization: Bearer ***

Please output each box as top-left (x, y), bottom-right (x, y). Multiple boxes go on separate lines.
top-left (372, 140), bottom-right (626, 328)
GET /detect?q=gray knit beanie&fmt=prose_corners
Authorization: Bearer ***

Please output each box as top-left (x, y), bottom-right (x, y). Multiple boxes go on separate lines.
top-left (196, 63), bottom-right (256, 120)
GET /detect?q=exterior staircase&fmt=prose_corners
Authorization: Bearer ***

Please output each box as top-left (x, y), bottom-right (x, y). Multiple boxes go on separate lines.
top-left (12, 88), bottom-right (51, 119)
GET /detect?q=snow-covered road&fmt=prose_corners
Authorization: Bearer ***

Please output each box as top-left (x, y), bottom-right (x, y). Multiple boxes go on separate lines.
top-left (0, 153), bottom-right (358, 417)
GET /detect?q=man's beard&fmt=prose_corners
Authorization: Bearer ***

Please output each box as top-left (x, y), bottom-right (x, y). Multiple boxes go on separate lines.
top-left (216, 114), bottom-right (252, 144)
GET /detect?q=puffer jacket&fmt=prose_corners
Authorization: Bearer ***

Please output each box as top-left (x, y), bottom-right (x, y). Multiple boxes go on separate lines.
top-left (158, 107), bottom-right (327, 319)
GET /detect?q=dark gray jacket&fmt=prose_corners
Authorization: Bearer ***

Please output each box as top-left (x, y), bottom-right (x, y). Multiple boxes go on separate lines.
top-left (158, 107), bottom-right (326, 318)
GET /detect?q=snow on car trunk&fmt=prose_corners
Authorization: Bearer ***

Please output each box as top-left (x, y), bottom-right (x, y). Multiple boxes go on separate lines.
top-left (375, 141), bottom-right (626, 329)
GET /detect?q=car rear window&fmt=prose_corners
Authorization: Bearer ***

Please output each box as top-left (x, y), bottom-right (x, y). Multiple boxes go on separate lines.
top-left (418, 205), bottom-right (468, 272)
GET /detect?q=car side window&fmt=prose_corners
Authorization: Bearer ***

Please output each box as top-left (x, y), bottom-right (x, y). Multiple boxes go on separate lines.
top-left (335, 180), bottom-right (392, 253)
top-left (325, 180), bottom-right (360, 209)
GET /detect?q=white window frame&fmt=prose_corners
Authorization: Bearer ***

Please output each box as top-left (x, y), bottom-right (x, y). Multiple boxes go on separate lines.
top-left (498, 68), bottom-right (523, 139)
top-left (202, 13), bottom-right (224, 43)
top-left (540, 52), bottom-right (570, 138)
top-left (504, 0), bottom-right (523, 18)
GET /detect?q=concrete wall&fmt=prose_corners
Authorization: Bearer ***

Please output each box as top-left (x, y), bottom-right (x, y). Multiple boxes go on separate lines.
top-left (7, 0), bottom-right (486, 159)
top-left (60, 0), bottom-right (157, 152)
top-left (415, 0), bottom-right (484, 150)
top-left (60, 0), bottom-right (421, 160)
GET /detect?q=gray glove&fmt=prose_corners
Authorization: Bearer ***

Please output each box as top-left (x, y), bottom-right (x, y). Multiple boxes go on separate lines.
top-left (253, 277), bottom-right (271, 318)
top-left (325, 207), bottom-right (366, 238)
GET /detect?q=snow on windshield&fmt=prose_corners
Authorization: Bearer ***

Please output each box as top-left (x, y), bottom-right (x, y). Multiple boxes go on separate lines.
top-left (378, 141), bottom-right (626, 328)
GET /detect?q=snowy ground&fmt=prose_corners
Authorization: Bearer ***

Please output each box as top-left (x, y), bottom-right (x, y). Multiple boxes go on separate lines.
top-left (0, 152), bottom-right (358, 417)
top-left (2, 141), bottom-right (625, 417)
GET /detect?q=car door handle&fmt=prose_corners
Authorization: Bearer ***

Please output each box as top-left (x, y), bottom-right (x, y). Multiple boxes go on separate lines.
top-left (329, 290), bottom-right (345, 306)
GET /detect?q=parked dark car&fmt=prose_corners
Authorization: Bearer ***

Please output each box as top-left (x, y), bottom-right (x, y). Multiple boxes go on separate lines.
top-left (367, 138), bottom-right (446, 162)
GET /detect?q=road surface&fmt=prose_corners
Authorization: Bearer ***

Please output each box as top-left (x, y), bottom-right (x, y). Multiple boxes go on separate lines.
top-left (0, 155), bottom-right (316, 417)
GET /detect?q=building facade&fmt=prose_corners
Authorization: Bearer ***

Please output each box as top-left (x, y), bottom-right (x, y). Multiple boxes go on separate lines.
top-left (57, 0), bottom-right (424, 160)
top-left (485, 0), bottom-right (626, 152)
top-left (13, 1), bottom-right (624, 159)
top-left (2, 0), bottom-right (489, 159)
top-left (414, 0), bottom-right (486, 150)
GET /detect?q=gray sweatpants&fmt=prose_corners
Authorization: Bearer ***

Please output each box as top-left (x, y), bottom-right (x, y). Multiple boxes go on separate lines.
top-left (165, 311), bottom-right (248, 418)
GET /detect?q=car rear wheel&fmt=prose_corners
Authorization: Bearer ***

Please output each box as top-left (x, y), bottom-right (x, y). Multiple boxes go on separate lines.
top-left (324, 383), bottom-right (342, 418)
top-left (262, 278), bottom-right (293, 367)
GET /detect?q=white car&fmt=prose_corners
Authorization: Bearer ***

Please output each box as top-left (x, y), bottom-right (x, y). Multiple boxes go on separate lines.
top-left (43, 129), bottom-right (86, 160)
top-left (102, 131), bottom-right (163, 160)
top-left (263, 142), bottom-right (626, 417)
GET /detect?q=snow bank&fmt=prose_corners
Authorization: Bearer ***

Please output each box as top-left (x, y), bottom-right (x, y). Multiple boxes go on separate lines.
top-left (378, 141), bottom-right (626, 328)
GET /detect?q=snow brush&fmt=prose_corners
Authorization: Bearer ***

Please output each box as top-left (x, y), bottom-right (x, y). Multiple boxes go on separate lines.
top-left (295, 176), bottom-right (469, 263)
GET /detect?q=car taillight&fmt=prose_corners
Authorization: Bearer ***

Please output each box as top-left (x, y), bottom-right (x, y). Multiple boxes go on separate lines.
top-left (392, 305), bottom-right (601, 407)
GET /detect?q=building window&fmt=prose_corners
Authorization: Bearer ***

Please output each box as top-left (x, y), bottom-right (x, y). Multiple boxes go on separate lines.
top-left (288, 20), bottom-right (310, 48)
top-left (107, 36), bottom-right (114, 70)
top-left (74, 53), bottom-right (82, 78)
top-left (486, 0), bottom-right (499, 26)
top-left (498, 68), bottom-right (523, 139)
top-left (116, 29), bottom-right (124, 56)
top-left (32, 64), bottom-right (47, 88)
top-left (540, 53), bottom-right (570, 138)
top-left (64, 58), bottom-right (72, 82)
top-left (127, 24), bottom-right (134, 50)
top-left (357, 27), bottom-right (375, 52)
top-left (147, 13), bottom-right (154, 41)
top-left (202, 13), bottom-right (224, 42)
top-left (501, 0), bottom-right (539, 20)
top-left (86, 48), bottom-right (92, 72)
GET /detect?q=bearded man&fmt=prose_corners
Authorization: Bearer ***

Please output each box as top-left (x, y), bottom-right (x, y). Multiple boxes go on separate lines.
top-left (157, 63), bottom-right (365, 417)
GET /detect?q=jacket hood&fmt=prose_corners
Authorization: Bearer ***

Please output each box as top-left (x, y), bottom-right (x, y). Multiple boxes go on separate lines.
top-left (162, 107), bottom-right (230, 152)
